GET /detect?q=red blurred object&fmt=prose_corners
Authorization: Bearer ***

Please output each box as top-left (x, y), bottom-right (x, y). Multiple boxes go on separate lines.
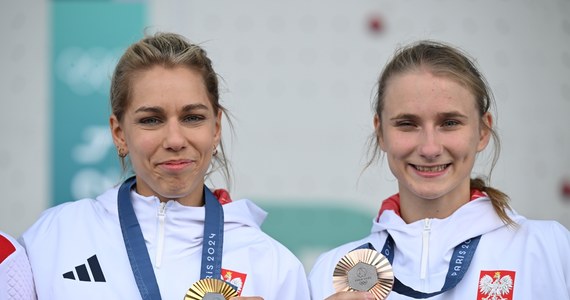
top-left (368, 14), bottom-right (385, 34)
top-left (562, 178), bottom-right (570, 201)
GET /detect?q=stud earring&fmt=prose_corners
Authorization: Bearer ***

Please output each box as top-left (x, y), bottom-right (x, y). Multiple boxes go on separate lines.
top-left (118, 148), bottom-right (127, 158)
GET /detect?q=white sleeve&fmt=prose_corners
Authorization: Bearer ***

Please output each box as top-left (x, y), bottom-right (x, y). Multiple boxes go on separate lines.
top-left (276, 259), bottom-right (311, 300)
top-left (0, 231), bottom-right (36, 300)
top-left (309, 251), bottom-right (337, 300)
top-left (259, 239), bottom-right (311, 300)
top-left (552, 222), bottom-right (570, 297)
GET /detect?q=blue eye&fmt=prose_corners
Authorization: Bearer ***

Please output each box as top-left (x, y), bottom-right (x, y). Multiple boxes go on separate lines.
top-left (139, 117), bottom-right (161, 125)
top-left (442, 120), bottom-right (460, 127)
top-left (396, 121), bottom-right (415, 127)
top-left (184, 115), bottom-right (205, 122)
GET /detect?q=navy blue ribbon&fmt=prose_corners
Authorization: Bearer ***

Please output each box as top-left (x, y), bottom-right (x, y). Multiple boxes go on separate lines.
top-left (118, 176), bottom-right (225, 300)
top-left (355, 233), bottom-right (481, 299)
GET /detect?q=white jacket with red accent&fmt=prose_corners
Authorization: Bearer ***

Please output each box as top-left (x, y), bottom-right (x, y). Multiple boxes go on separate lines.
top-left (309, 196), bottom-right (570, 299)
top-left (20, 185), bottom-right (310, 300)
top-left (0, 230), bottom-right (36, 300)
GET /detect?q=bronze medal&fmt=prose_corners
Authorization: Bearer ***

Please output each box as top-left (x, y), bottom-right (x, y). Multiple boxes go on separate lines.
top-left (333, 248), bottom-right (394, 300)
top-left (184, 278), bottom-right (238, 300)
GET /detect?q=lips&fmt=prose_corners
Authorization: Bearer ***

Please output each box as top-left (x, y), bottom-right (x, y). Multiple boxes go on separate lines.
top-left (159, 159), bottom-right (194, 171)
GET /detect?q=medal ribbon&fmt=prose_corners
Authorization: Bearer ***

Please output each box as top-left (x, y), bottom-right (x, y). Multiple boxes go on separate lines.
top-left (118, 176), bottom-right (225, 300)
top-left (355, 233), bottom-right (480, 299)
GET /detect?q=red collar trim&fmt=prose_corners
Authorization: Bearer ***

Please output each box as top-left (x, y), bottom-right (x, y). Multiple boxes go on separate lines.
top-left (213, 189), bottom-right (233, 205)
top-left (376, 189), bottom-right (486, 221)
top-left (0, 234), bottom-right (16, 264)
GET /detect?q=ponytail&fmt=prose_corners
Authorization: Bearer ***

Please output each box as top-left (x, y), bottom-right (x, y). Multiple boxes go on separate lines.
top-left (470, 177), bottom-right (516, 227)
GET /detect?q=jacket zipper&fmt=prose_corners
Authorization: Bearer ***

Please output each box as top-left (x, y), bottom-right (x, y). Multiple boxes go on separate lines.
top-left (156, 202), bottom-right (167, 268)
top-left (420, 218), bottom-right (431, 280)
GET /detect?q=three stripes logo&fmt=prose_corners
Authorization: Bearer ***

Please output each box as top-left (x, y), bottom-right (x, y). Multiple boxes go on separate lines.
top-left (62, 255), bottom-right (106, 282)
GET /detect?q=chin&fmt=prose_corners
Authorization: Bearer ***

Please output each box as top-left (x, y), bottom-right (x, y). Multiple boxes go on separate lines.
top-left (411, 187), bottom-right (447, 200)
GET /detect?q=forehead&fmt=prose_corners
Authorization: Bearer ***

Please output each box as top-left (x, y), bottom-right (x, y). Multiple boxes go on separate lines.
top-left (127, 65), bottom-right (212, 110)
top-left (383, 69), bottom-right (477, 115)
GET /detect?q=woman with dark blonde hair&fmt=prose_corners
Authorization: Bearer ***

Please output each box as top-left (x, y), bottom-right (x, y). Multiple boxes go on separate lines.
top-left (309, 40), bottom-right (570, 299)
top-left (21, 32), bottom-right (309, 300)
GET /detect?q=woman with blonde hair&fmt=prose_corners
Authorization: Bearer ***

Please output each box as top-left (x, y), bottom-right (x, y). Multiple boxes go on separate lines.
top-left (309, 40), bottom-right (570, 299)
top-left (21, 32), bottom-right (309, 300)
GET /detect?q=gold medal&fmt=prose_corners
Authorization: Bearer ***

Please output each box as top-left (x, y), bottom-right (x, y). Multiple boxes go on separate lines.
top-left (333, 248), bottom-right (394, 300)
top-left (184, 278), bottom-right (238, 300)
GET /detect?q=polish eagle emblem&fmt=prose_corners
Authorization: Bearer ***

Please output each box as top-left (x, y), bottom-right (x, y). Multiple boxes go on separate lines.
top-left (478, 271), bottom-right (514, 300)
top-left (221, 268), bottom-right (247, 296)
top-left (224, 271), bottom-right (243, 291)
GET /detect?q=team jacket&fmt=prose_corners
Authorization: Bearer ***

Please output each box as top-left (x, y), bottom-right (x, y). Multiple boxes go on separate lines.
top-left (309, 196), bottom-right (570, 299)
top-left (0, 231), bottom-right (36, 300)
top-left (20, 186), bottom-right (310, 300)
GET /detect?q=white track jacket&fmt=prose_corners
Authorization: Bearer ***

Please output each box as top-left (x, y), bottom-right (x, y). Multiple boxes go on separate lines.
top-left (20, 186), bottom-right (310, 300)
top-left (309, 197), bottom-right (570, 299)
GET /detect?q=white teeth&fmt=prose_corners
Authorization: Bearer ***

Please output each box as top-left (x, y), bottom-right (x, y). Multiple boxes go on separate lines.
top-left (415, 165), bottom-right (447, 172)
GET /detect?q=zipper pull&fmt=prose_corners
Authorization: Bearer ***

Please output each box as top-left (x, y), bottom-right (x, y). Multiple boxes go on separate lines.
top-left (423, 218), bottom-right (432, 232)
top-left (158, 202), bottom-right (167, 218)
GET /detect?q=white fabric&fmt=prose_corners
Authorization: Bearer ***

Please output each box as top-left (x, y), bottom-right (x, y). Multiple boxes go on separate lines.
top-left (309, 197), bottom-right (570, 299)
top-left (0, 231), bottom-right (36, 300)
top-left (21, 186), bottom-right (310, 300)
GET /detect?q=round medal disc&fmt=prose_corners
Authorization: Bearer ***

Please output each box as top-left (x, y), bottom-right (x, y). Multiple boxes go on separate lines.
top-left (184, 278), bottom-right (238, 300)
top-left (333, 248), bottom-right (394, 300)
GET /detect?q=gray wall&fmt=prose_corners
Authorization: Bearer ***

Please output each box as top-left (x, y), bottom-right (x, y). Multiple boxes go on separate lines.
top-left (1, 0), bottom-right (569, 241)
top-left (150, 0), bottom-right (570, 227)
top-left (0, 0), bottom-right (48, 237)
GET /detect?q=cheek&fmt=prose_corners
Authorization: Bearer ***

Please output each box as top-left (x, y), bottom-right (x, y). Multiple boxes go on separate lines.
top-left (383, 133), bottom-right (414, 157)
top-left (446, 135), bottom-right (479, 159)
top-left (187, 128), bottom-right (217, 153)
top-left (126, 132), bottom-right (157, 156)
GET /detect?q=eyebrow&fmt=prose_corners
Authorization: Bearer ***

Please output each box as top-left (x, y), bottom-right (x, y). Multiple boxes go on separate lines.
top-left (181, 103), bottom-right (210, 112)
top-left (389, 111), bottom-right (468, 121)
top-left (134, 103), bottom-right (210, 114)
top-left (390, 113), bottom-right (419, 121)
top-left (437, 111), bottom-right (468, 119)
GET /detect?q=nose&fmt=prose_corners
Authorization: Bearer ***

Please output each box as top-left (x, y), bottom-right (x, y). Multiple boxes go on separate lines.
top-left (418, 128), bottom-right (442, 160)
top-left (163, 120), bottom-right (186, 151)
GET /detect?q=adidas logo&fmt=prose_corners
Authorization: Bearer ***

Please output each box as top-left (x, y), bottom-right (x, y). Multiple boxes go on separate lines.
top-left (62, 255), bottom-right (106, 282)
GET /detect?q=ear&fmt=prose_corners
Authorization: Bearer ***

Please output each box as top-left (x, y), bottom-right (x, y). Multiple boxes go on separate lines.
top-left (110, 115), bottom-right (127, 153)
top-left (374, 114), bottom-right (386, 151)
top-left (213, 110), bottom-right (222, 147)
top-left (477, 112), bottom-right (493, 152)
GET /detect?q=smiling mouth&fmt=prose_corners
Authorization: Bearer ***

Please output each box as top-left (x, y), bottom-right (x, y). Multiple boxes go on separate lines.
top-left (412, 164), bottom-right (451, 172)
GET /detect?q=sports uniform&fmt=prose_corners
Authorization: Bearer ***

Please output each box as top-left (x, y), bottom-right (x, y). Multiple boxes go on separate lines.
top-left (0, 231), bottom-right (35, 300)
top-left (20, 184), bottom-right (310, 299)
top-left (309, 194), bottom-right (570, 299)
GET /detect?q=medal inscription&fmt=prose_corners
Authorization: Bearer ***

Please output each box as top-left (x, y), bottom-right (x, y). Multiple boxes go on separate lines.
top-left (347, 262), bottom-right (378, 291)
top-left (333, 248), bottom-right (394, 300)
top-left (202, 293), bottom-right (226, 300)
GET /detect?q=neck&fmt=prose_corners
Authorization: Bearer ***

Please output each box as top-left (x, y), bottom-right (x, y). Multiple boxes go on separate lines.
top-left (134, 179), bottom-right (205, 207)
top-left (398, 186), bottom-right (470, 224)
top-left (158, 195), bottom-right (205, 207)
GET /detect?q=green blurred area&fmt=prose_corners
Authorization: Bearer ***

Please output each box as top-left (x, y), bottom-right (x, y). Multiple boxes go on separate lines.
top-left (52, 1), bottom-right (146, 205)
top-left (259, 201), bottom-right (374, 270)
